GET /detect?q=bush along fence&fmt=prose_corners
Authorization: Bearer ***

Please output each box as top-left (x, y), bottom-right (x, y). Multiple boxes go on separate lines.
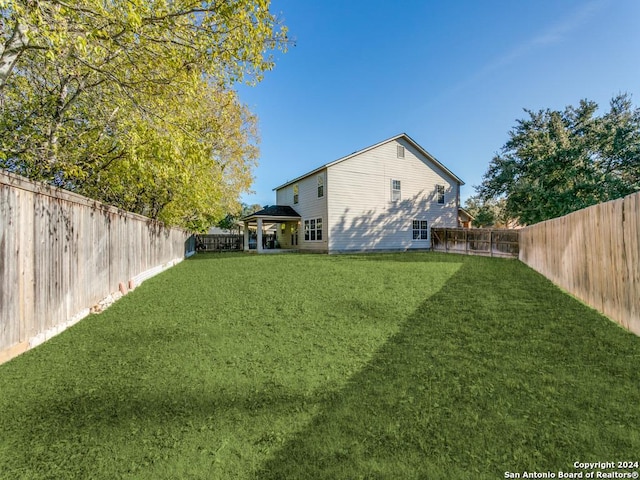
top-left (431, 227), bottom-right (519, 258)
top-left (519, 191), bottom-right (640, 336)
top-left (0, 171), bottom-right (195, 364)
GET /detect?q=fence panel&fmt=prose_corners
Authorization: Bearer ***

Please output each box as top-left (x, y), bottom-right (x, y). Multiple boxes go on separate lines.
top-left (0, 171), bottom-right (195, 363)
top-left (197, 234), bottom-right (243, 252)
top-left (431, 227), bottom-right (519, 258)
top-left (519, 191), bottom-right (640, 336)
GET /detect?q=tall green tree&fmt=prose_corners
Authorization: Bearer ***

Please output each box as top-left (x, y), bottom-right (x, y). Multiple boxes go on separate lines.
top-left (0, 0), bottom-right (288, 230)
top-left (478, 94), bottom-right (640, 225)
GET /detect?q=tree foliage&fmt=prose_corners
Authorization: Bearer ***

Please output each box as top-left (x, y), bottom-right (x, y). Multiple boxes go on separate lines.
top-left (216, 203), bottom-right (263, 232)
top-left (463, 195), bottom-right (513, 228)
top-left (478, 94), bottom-right (640, 225)
top-left (0, 0), bottom-right (288, 230)
top-left (0, 0), bottom-right (285, 90)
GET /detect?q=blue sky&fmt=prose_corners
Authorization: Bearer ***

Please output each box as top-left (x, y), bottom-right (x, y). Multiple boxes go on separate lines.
top-left (238, 0), bottom-right (640, 207)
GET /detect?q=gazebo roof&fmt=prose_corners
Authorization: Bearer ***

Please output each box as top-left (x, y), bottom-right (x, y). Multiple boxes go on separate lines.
top-left (241, 205), bottom-right (301, 222)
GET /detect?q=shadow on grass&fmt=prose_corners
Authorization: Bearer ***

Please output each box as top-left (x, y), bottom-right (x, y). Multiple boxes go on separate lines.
top-left (0, 251), bottom-right (463, 479)
top-left (2, 254), bottom-right (639, 480)
top-left (254, 257), bottom-right (640, 480)
top-left (0, 380), bottom-right (326, 479)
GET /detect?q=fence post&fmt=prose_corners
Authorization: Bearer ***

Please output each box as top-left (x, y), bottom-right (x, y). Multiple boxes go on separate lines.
top-left (464, 229), bottom-right (468, 255)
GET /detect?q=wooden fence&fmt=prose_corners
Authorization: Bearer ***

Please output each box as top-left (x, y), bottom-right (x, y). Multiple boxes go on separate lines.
top-left (519, 191), bottom-right (640, 336)
top-left (431, 227), bottom-right (519, 258)
top-left (0, 171), bottom-right (195, 363)
top-left (197, 234), bottom-right (243, 252)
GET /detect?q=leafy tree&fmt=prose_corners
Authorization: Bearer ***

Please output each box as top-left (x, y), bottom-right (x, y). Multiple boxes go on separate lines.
top-left (464, 195), bottom-right (495, 228)
top-left (463, 195), bottom-right (515, 228)
top-left (217, 214), bottom-right (240, 233)
top-left (215, 203), bottom-right (263, 232)
top-left (0, 0), bottom-right (288, 230)
top-left (0, 0), bottom-right (287, 93)
top-left (478, 94), bottom-right (640, 225)
top-left (78, 82), bottom-right (259, 230)
top-left (242, 203), bottom-right (264, 216)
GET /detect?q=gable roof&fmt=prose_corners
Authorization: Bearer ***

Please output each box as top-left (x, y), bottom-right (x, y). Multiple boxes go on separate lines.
top-left (274, 133), bottom-right (464, 191)
top-left (458, 207), bottom-right (475, 220)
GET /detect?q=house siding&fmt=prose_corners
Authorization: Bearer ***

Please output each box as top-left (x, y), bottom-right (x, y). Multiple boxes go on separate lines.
top-left (327, 138), bottom-right (459, 252)
top-left (276, 169), bottom-right (328, 252)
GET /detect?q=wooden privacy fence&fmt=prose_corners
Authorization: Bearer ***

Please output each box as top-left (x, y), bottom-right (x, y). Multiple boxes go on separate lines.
top-left (519, 191), bottom-right (640, 336)
top-left (0, 171), bottom-right (195, 363)
top-left (431, 227), bottom-right (519, 258)
top-left (197, 234), bottom-right (243, 251)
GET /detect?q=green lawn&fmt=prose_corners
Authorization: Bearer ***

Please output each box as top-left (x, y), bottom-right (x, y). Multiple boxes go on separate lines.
top-left (1, 252), bottom-right (639, 480)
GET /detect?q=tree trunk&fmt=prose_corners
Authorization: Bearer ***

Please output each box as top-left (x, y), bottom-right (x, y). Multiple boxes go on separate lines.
top-left (0, 21), bottom-right (28, 95)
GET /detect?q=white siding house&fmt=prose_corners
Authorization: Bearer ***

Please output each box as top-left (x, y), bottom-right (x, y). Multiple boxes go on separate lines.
top-left (270, 133), bottom-right (464, 253)
top-left (275, 169), bottom-right (328, 252)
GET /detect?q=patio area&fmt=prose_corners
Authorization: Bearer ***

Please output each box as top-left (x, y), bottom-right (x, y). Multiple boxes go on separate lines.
top-left (242, 205), bottom-right (301, 253)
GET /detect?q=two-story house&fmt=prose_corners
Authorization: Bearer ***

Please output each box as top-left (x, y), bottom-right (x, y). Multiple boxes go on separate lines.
top-left (242, 133), bottom-right (464, 253)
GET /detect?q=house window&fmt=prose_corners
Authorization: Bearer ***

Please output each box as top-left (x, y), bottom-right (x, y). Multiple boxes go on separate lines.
top-left (293, 184), bottom-right (299, 204)
top-left (436, 184), bottom-right (445, 204)
top-left (391, 179), bottom-right (401, 201)
top-left (317, 175), bottom-right (324, 198)
top-left (413, 220), bottom-right (428, 240)
top-left (397, 145), bottom-right (405, 158)
top-left (304, 218), bottom-right (323, 241)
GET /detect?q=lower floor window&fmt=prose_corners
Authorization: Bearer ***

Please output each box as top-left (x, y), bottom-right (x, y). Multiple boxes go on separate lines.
top-left (304, 217), bottom-right (323, 241)
top-left (413, 220), bottom-right (428, 240)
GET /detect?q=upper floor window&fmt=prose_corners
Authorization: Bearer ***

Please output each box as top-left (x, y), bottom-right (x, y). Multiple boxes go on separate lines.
top-left (293, 184), bottom-right (299, 204)
top-left (317, 175), bottom-right (324, 198)
top-left (397, 145), bottom-right (405, 158)
top-left (436, 184), bottom-right (445, 204)
top-left (391, 179), bottom-right (401, 202)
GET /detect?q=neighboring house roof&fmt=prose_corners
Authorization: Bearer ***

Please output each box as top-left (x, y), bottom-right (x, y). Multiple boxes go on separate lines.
top-left (241, 205), bottom-right (301, 221)
top-left (458, 207), bottom-right (475, 220)
top-left (273, 133), bottom-right (465, 191)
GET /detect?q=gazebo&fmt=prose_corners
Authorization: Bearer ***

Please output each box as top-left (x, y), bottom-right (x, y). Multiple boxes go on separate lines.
top-left (241, 205), bottom-right (301, 253)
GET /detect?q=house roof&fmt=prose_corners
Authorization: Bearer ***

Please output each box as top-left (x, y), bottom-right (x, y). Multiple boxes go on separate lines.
top-left (241, 205), bottom-right (301, 221)
top-left (458, 207), bottom-right (475, 220)
top-left (273, 133), bottom-right (465, 191)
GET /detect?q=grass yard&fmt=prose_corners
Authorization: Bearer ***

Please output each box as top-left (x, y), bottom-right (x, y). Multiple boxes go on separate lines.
top-left (0, 252), bottom-right (639, 480)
